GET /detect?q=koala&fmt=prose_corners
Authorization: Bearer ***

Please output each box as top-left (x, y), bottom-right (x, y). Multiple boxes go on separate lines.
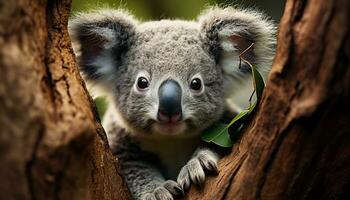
top-left (69, 6), bottom-right (276, 200)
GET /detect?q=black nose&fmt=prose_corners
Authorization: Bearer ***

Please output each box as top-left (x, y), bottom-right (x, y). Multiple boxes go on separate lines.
top-left (158, 79), bottom-right (182, 122)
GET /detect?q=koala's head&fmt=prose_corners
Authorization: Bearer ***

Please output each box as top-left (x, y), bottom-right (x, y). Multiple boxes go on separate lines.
top-left (69, 7), bottom-right (275, 137)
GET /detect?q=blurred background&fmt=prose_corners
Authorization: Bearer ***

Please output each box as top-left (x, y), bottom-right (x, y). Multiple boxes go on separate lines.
top-left (72, 0), bottom-right (286, 22)
top-left (70, 0), bottom-right (286, 118)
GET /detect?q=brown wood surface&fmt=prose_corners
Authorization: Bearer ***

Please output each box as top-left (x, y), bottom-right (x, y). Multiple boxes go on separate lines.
top-left (186, 0), bottom-right (350, 199)
top-left (0, 0), bottom-right (131, 199)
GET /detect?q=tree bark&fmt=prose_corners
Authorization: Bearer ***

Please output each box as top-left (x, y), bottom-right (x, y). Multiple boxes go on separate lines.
top-left (186, 0), bottom-right (350, 199)
top-left (0, 0), bottom-right (130, 200)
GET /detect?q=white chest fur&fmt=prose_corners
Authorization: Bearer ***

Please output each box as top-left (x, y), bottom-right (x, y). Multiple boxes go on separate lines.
top-left (103, 105), bottom-right (201, 179)
top-left (138, 135), bottom-right (201, 179)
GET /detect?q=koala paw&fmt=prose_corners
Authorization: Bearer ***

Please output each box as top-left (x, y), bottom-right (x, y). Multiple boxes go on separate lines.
top-left (177, 150), bottom-right (219, 190)
top-left (142, 180), bottom-right (183, 200)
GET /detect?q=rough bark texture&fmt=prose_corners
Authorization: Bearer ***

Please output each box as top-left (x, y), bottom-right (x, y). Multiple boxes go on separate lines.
top-left (186, 0), bottom-right (350, 199)
top-left (0, 0), bottom-right (130, 200)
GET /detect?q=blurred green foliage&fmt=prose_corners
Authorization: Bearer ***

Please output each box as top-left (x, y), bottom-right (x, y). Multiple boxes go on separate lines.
top-left (94, 97), bottom-right (108, 120)
top-left (71, 0), bottom-right (285, 21)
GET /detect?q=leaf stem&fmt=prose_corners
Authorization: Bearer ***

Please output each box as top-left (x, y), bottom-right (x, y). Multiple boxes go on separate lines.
top-left (249, 89), bottom-right (255, 106)
top-left (239, 43), bottom-right (255, 61)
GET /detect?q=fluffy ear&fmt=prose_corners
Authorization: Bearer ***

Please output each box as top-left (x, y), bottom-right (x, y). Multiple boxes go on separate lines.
top-left (199, 6), bottom-right (276, 81)
top-left (198, 7), bottom-right (276, 110)
top-left (69, 9), bottom-right (137, 87)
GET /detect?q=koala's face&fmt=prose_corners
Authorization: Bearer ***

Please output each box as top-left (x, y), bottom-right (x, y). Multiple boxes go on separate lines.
top-left (70, 8), bottom-right (276, 136)
top-left (115, 22), bottom-right (224, 135)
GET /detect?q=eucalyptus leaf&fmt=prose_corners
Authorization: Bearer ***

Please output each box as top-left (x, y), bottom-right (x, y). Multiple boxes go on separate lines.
top-left (201, 123), bottom-right (227, 143)
top-left (211, 128), bottom-right (235, 148)
top-left (249, 62), bottom-right (265, 100)
top-left (248, 101), bottom-right (257, 114)
top-left (201, 110), bottom-right (248, 143)
top-left (201, 110), bottom-right (249, 147)
top-left (200, 44), bottom-right (266, 148)
top-left (201, 123), bottom-right (234, 148)
top-left (227, 109), bottom-right (250, 127)
top-left (227, 109), bottom-right (249, 135)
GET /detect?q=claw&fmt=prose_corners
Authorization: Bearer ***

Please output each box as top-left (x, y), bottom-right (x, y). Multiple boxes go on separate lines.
top-left (177, 166), bottom-right (191, 191)
top-left (142, 181), bottom-right (179, 200)
top-left (176, 149), bottom-right (220, 192)
top-left (163, 180), bottom-right (184, 196)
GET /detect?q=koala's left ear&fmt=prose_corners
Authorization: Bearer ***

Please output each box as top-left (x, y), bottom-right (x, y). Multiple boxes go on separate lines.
top-left (198, 7), bottom-right (276, 84)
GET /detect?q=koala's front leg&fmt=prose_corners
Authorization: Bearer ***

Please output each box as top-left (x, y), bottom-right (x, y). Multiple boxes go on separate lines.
top-left (177, 147), bottom-right (220, 190)
top-left (121, 160), bottom-right (183, 200)
top-left (108, 128), bottom-right (183, 200)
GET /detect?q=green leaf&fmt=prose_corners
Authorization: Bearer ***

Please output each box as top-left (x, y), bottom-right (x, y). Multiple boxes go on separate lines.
top-left (201, 123), bottom-right (234, 147)
top-left (250, 65), bottom-right (265, 100)
top-left (211, 128), bottom-right (235, 148)
top-left (201, 123), bottom-right (227, 143)
top-left (227, 109), bottom-right (250, 127)
top-left (201, 46), bottom-right (267, 148)
top-left (227, 109), bottom-right (250, 135)
top-left (247, 101), bottom-right (257, 114)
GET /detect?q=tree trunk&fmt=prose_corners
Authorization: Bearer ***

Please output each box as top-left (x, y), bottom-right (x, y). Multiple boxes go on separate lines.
top-left (186, 0), bottom-right (350, 199)
top-left (0, 0), bottom-right (130, 199)
top-left (1, 0), bottom-right (349, 200)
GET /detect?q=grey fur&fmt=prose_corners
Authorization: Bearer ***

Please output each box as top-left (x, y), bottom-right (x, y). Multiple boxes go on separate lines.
top-left (69, 6), bottom-right (276, 200)
top-left (177, 148), bottom-right (219, 190)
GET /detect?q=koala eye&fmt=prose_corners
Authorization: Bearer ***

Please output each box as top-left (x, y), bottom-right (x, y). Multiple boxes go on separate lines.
top-left (190, 78), bottom-right (202, 91)
top-left (137, 76), bottom-right (149, 90)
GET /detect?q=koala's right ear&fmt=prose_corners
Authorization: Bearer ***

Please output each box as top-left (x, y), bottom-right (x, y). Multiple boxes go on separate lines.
top-left (69, 10), bottom-right (137, 85)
